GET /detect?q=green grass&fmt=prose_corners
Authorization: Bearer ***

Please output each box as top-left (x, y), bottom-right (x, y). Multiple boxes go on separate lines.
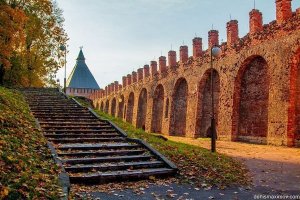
top-left (0, 87), bottom-right (63, 199)
top-left (75, 97), bottom-right (250, 188)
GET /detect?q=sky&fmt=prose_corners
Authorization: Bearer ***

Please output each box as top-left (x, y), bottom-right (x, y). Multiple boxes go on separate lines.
top-left (55, 0), bottom-right (300, 89)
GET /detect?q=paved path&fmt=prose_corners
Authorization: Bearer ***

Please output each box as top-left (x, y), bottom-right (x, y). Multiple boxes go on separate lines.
top-left (166, 137), bottom-right (300, 193)
top-left (82, 138), bottom-right (300, 199)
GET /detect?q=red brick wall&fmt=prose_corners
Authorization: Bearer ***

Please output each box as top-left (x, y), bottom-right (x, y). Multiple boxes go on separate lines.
top-left (159, 56), bottom-right (167, 72)
top-left (137, 89), bottom-right (147, 130)
top-left (111, 98), bottom-right (116, 117)
top-left (122, 76), bottom-right (127, 87)
top-left (196, 69), bottom-right (220, 137)
top-left (66, 88), bottom-right (98, 98)
top-left (118, 95), bottom-right (125, 119)
top-left (105, 100), bottom-right (109, 113)
top-left (236, 56), bottom-right (269, 143)
top-left (168, 51), bottom-right (177, 68)
top-left (180, 46), bottom-right (188, 63)
top-left (276, 0), bottom-right (292, 24)
top-left (208, 30), bottom-right (219, 49)
top-left (295, 60), bottom-right (300, 141)
top-left (126, 92), bottom-right (134, 123)
top-left (144, 65), bottom-right (150, 78)
top-left (170, 78), bottom-right (188, 136)
top-left (249, 9), bottom-right (263, 35)
top-left (288, 47), bottom-right (300, 146)
top-left (132, 71), bottom-right (137, 83)
top-left (100, 102), bottom-right (104, 111)
top-left (151, 84), bottom-right (164, 133)
top-left (137, 68), bottom-right (143, 81)
top-left (165, 98), bottom-right (169, 118)
top-left (226, 20), bottom-right (239, 46)
top-left (127, 74), bottom-right (132, 85)
top-left (193, 37), bottom-right (202, 58)
top-left (94, 7), bottom-right (300, 146)
top-left (150, 61), bottom-right (158, 76)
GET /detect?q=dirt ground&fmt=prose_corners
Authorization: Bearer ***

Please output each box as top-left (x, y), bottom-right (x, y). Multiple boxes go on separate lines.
top-left (165, 137), bottom-right (300, 193)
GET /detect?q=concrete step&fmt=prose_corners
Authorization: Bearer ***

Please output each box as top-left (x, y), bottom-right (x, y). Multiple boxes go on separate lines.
top-left (49, 137), bottom-right (126, 143)
top-left (44, 129), bottom-right (117, 133)
top-left (32, 111), bottom-right (90, 115)
top-left (21, 88), bottom-right (177, 185)
top-left (57, 143), bottom-right (141, 151)
top-left (37, 116), bottom-right (97, 119)
top-left (30, 108), bottom-right (85, 111)
top-left (58, 149), bottom-right (145, 158)
top-left (38, 119), bottom-right (101, 123)
top-left (65, 161), bottom-right (164, 173)
top-left (35, 115), bottom-right (93, 118)
top-left (40, 122), bottom-right (108, 126)
top-left (42, 125), bottom-right (112, 129)
top-left (44, 133), bottom-right (120, 138)
top-left (62, 155), bottom-right (153, 165)
top-left (69, 168), bottom-right (175, 184)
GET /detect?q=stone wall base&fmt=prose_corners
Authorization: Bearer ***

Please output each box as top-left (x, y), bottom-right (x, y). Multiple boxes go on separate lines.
top-left (295, 139), bottom-right (300, 147)
top-left (237, 136), bottom-right (267, 144)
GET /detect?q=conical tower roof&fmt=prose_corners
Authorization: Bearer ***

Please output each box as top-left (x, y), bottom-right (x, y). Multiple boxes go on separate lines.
top-left (66, 49), bottom-right (100, 89)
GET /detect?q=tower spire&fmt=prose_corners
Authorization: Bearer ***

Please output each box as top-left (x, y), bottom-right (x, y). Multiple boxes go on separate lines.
top-left (77, 47), bottom-right (85, 60)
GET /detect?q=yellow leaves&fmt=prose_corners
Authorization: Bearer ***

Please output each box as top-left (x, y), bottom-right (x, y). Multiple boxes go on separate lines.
top-left (0, 4), bottom-right (27, 69)
top-left (1, 0), bottom-right (68, 87)
top-left (0, 186), bottom-right (9, 199)
top-left (7, 155), bottom-right (14, 162)
top-left (0, 87), bottom-right (61, 198)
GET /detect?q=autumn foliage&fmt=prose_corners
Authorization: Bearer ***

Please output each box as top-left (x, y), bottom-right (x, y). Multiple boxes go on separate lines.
top-left (0, 0), bottom-right (68, 87)
top-left (0, 87), bottom-right (63, 199)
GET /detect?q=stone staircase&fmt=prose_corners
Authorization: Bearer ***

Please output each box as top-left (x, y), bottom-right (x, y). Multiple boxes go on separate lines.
top-left (22, 88), bottom-right (177, 184)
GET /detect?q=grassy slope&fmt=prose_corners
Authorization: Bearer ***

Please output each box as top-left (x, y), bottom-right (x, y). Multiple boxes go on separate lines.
top-left (0, 87), bottom-right (62, 199)
top-left (75, 97), bottom-right (250, 188)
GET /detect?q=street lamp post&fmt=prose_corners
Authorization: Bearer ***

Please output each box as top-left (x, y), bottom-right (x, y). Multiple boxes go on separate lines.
top-left (60, 45), bottom-right (67, 93)
top-left (210, 46), bottom-right (222, 153)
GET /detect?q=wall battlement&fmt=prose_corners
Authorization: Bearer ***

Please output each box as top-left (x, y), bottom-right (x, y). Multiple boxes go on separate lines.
top-left (89, 1), bottom-right (300, 147)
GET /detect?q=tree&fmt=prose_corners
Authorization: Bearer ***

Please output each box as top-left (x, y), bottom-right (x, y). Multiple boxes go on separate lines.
top-left (0, 0), bottom-right (68, 87)
top-left (0, 3), bottom-right (27, 85)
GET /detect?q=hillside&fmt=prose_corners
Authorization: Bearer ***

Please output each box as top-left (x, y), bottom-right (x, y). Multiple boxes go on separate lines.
top-left (0, 87), bottom-right (62, 199)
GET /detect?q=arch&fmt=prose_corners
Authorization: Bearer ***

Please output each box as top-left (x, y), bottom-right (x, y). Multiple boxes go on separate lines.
top-left (165, 98), bottom-right (169, 118)
top-left (118, 95), bottom-right (125, 119)
top-left (100, 101), bottom-right (104, 111)
top-left (170, 78), bottom-right (188, 136)
top-left (124, 105), bottom-right (127, 119)
top-left (96, 102), bottom-right (100, 110)
top-left (137, 88), bottom-right (147, 130)
top-left (232, 55), bottom-right (269, 143)
top-left (287, 47), bottom-right (300, 147)
top-left (151, 84), bottom-right (164, 133)
top-left (126, 92), bottom-right (134, 123)
top-left (105, 100), bottom-right (109, 113)
top-left (111, 98), bottom-right (116, 117)
top-left (196, 69), bottom-right (220, 137)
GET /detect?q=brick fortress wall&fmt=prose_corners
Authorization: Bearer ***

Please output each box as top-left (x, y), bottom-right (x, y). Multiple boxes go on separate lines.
top-left (89, 0), bottom-right (300, 147)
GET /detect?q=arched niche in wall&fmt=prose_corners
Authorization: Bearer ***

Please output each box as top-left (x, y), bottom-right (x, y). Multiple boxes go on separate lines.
top-left (196, 69), bottom-right (220, 138)
top-left (137, 88), bottom-right (147, 130)
top-left (126, 92), bottom-right (134, 123)
top-left (111, 98), bottom-right (116, 117)
top-left (232, 55), bottom-right (269, 144)
top-left (170, 78), bottom-right (188, 136)
top-left (151, 84), bottom-right (164, 133)
top-left (118, 95), bottom-right (125, 119)
top-left (287, 47), bottom-right (300, 147)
